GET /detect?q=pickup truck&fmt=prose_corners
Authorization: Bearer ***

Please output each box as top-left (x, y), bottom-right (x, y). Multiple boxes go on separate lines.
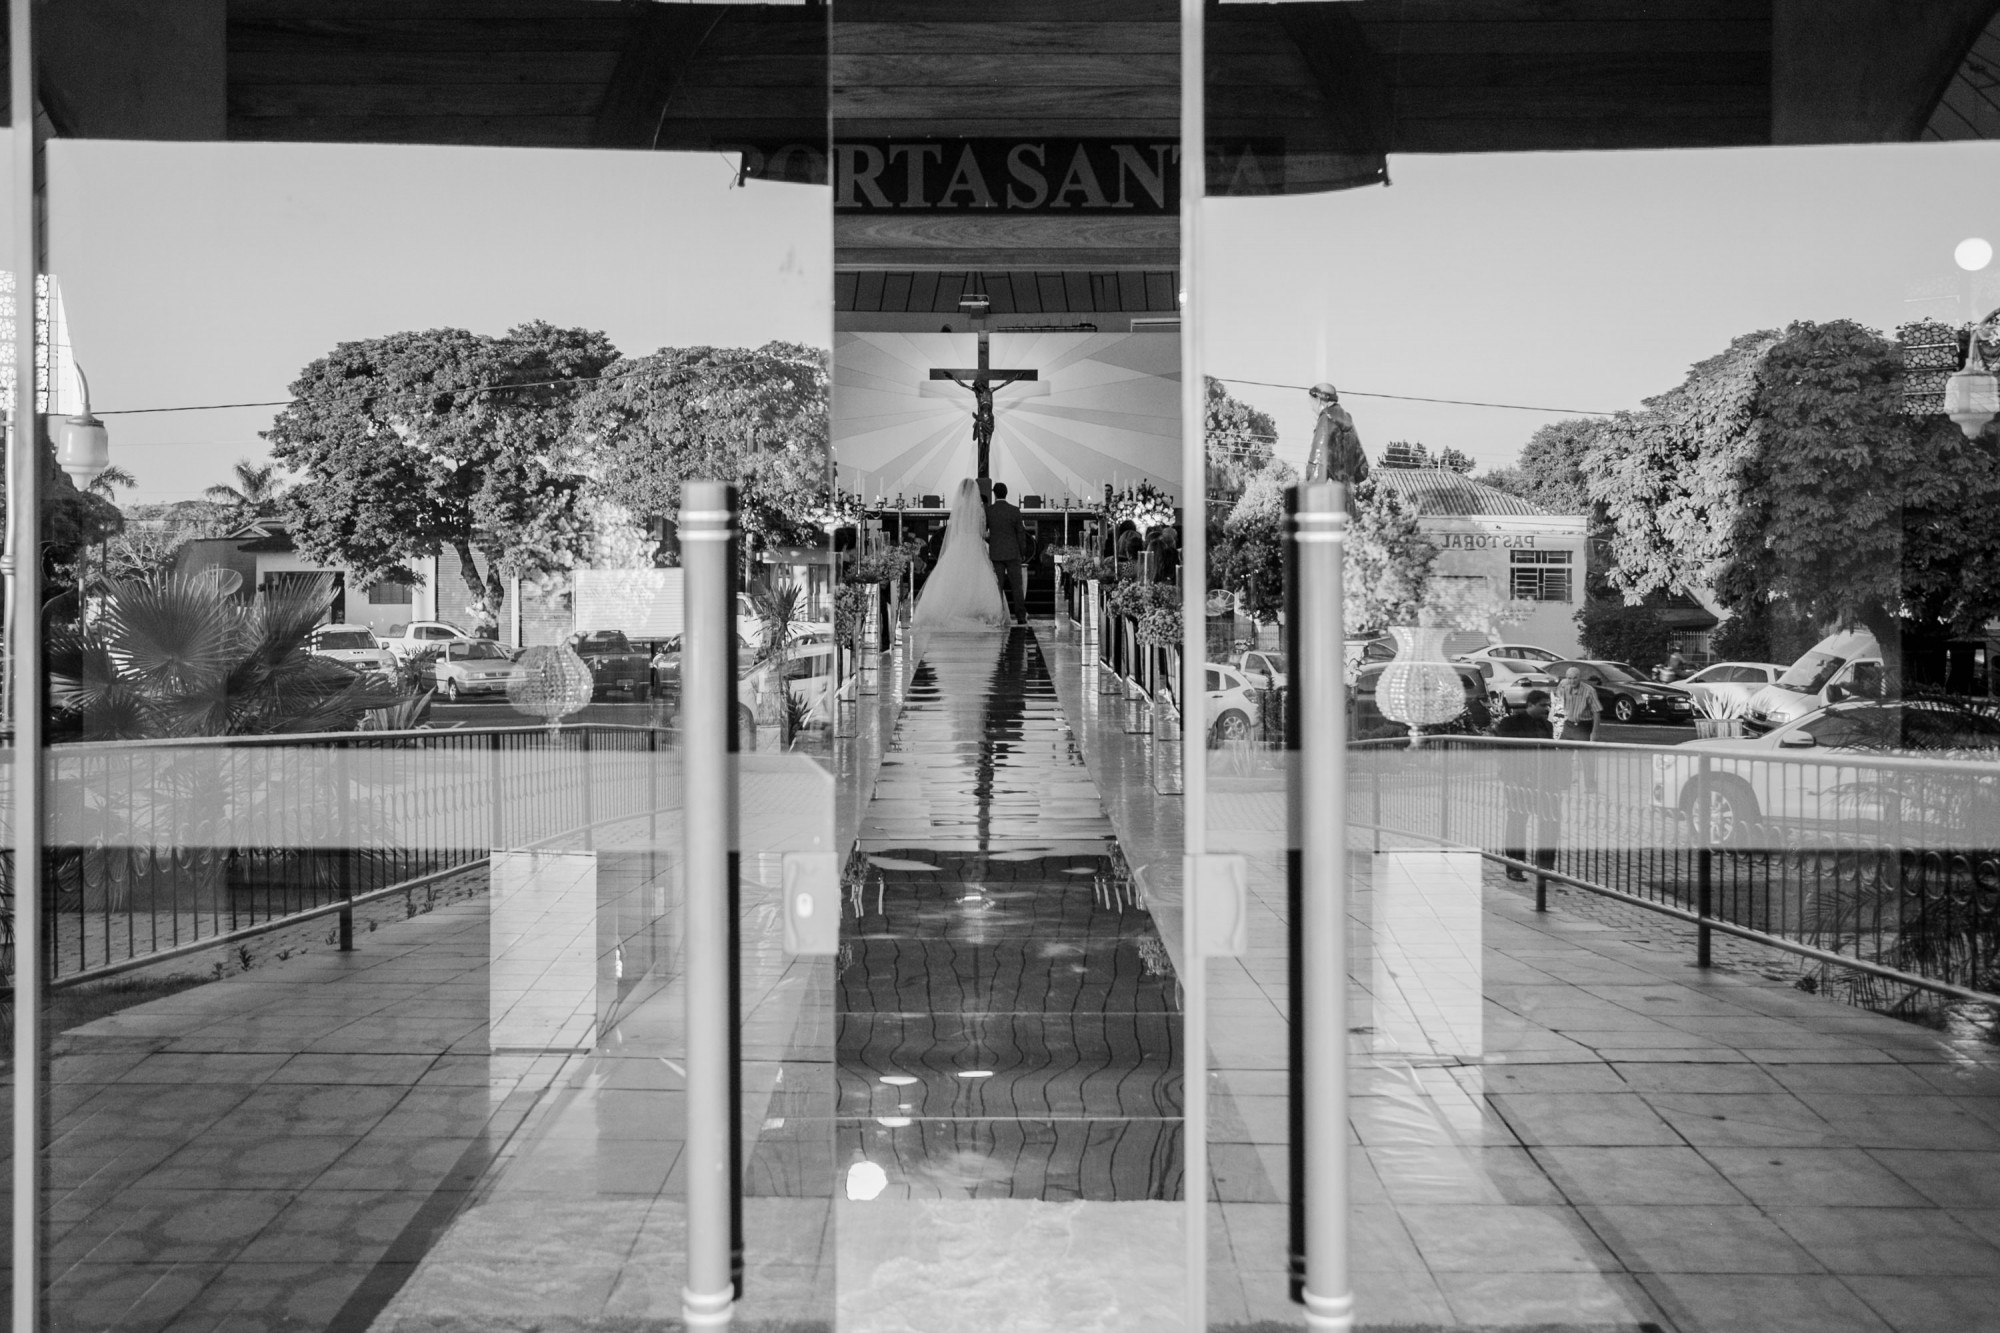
top-left (572, 629), bottom-right (653, 701)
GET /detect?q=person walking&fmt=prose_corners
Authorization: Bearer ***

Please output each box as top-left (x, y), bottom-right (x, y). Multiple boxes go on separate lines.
top-left (1555, 665), bottom-right (1603, 793)
top-left (1493, 689), bottom-right (1565, 880)
top-left (1305, 382), bottom-right (1370, 488)
top-left (984, 481), bottom-right (1030, 626)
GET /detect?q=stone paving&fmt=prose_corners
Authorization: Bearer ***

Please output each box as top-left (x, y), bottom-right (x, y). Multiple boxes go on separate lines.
top-left (1039, 621), bottom-right (2000, 1333)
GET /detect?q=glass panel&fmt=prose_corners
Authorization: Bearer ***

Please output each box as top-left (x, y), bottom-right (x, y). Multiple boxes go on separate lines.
top-left (1202, 128), bottom-right (2000, 1332)
top-left (26, 134), bottom-right (831, 1330)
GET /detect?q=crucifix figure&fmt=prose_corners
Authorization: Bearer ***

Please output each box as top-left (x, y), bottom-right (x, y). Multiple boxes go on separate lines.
top-left (929, 300), bottom-right (1037, 501)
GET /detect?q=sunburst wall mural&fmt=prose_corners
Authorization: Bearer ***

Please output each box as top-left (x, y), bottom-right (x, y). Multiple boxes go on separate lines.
top-left (832, 331), bottom-right (1181, 503)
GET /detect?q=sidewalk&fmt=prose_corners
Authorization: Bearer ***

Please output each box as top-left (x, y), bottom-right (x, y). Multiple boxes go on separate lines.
top-left (1037, 621), bottom-right (2000, 1332)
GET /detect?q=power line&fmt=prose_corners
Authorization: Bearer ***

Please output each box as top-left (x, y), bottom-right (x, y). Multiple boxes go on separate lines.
top-left (1213, 376), bottom-right (1618, 417)
top-left (94, 371), bottom-right (620, 417)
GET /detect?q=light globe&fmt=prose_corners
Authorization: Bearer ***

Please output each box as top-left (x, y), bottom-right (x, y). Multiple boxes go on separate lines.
top-left (1376, 625), bottom-right (1466, 745)
top-left (1956, 237), bottom-right (1994, 272)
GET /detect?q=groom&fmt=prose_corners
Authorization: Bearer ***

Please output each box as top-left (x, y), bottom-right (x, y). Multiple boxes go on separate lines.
top-left (985, 482), bottom-right (1030, 626)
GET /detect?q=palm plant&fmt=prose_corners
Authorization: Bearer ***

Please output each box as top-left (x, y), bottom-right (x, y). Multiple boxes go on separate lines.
top-left (202, 458), bottom-right (288, 525)
top-left (85, 464), bottom-right (137, 500)
top-left (746, 580), bottom-right (809, 747)
top-left (49, 572), bottom-right (406, 739)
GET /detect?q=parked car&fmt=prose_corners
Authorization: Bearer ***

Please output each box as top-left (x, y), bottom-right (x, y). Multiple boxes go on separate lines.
top-left (1467, 657), bottom-right (1559, 713)
top-left (383, 620), bottom-right (478, 661)
top-left (736, 590), bottom-right (833, 649)
top-left (1652, 700), bottom-right (2000, 846)
top-left (1678, 661), bottom-right (1787, 714)
top-left (735, 641), bottom-right (855, 747)
top-left (1744, 630), bottom-right (1884, 733)
top-left (572, 630), bottom-right (654, 701)
top-left (1459, 642), bottom-right (1564, 666)
top-left (1350, 662), bottom-right (1492, 740)
top-left (306, 624), bottom-right (396, 681)
top-left (1546, 659), bottom-right (1694, 725)
top-left (428, 639), bottom-right (523, 702)
top-left (1204, 661), bottom-right (1261, 743)
top-left (1236, 649), bottom-right (1287, 691)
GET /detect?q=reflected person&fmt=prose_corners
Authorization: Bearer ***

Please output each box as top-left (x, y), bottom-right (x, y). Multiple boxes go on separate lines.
top-left (1493, 689), bottom-right (1564, 880)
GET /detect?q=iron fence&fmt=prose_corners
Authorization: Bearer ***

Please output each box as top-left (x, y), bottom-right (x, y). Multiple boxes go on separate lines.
top-left (1353, 736), bottom-right (2000, 1005)
top-left (2, 723), bottom-right (680, 989)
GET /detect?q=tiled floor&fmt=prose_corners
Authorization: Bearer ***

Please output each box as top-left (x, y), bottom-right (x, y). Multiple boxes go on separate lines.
top-left (1038, 623), bottom-right (2000, 1333)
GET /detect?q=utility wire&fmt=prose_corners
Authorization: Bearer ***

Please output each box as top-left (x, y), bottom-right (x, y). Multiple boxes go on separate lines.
top-left (1212, 376), bottom-right (1618, 417)
top-left (95, 371), bottom-right (623, 417)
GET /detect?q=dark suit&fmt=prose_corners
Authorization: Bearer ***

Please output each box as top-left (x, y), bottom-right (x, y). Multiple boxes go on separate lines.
top-left (985, 498), bottom-right (1029, 623)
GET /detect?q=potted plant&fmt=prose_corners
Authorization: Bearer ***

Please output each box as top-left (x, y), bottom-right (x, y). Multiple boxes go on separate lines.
top-left (1690, 690), bottom-right (1750, 738)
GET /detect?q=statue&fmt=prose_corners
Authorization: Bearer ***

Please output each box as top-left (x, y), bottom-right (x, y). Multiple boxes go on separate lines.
top-left (1305, 382), bottom-right (1369, 487)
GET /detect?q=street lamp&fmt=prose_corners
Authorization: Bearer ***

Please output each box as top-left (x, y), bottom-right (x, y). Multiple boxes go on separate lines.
top-left (55, 365), bottom-right (108, 487)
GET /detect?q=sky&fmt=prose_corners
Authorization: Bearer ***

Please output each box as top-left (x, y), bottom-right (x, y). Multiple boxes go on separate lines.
top-left (4, 138), bottom-right (832, 504)
top-left (4, 134), bottom-right (1999, 501)
top-left (1204, 141), bottom-right (2000, 476)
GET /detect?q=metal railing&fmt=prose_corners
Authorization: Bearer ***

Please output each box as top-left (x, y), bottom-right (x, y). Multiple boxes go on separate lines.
top-left (2, 723), bottom-right (680, 989)
top-left (1353, 735), bottom-right (2000, 1006)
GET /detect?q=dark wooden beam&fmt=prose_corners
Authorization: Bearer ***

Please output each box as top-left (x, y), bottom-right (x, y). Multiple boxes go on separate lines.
top-left (591, 0), bottom-right (733, 149)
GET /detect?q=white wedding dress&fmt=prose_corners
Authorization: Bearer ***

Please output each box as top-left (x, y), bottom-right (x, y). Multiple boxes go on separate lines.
top-left (912, 479), bottom-right (1011, 632)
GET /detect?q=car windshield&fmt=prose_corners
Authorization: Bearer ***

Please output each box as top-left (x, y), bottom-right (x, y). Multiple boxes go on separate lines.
top-left (315, 630), bottom-right (376, 650)
top-left (1776, 650), bottom-right (1843, 693)
top-left (582, 634), bottom-right (631, 652)
top-left (452, 642), bottom-right (510, 661)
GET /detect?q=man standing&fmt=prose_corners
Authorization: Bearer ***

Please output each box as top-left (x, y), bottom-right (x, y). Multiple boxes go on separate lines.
top-left (1555, 666), bottom-right (1603, 793)
top-left (1493, 689), bottom-right (1565, 881)
top-left (985, 481), bottom-right (1030, 625)
top-left (1305, 382), bottom-right (1369, 487)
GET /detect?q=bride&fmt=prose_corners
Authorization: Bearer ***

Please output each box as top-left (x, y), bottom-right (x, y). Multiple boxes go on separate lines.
top-left (912, 479), bottom-right (1011, 631)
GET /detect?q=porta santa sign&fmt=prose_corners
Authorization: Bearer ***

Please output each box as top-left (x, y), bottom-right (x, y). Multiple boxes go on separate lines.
top-left (729, 138), bottom-right (1284, 212)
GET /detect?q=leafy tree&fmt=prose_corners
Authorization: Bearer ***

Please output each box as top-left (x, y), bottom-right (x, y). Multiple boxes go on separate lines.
top-left (570, 342), bottom-right (828, 556)
top-left (1380, 440), bottom-right (1477, 473)
top-left (267, 322), bottom-right (620, 635)
top-left (1210, 460), bottom-right (1295, 621)
top-left (86, 464), bottom-right (137, 500)
top-left (1587, 320), bottom-right (2000, 687)
top-left (1344, 476), bottom-right (1438, 635)
top-left (202, 458), bottom-right (287, 524)
top-left (1575, 597), bottom-right (1675, 666)
top-left (1478, 418), bottom-right (1603, 514)
top-left (0, 448), bottom-right (124, 600)
top-left (1205, 377), bottom-right (1277, 494)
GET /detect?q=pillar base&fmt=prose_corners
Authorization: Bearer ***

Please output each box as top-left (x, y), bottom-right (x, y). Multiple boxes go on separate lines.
top-left (1302, 1286), bottom-right (1354, 1332)
top-left (682, 1285), bottom-right (734, 1330)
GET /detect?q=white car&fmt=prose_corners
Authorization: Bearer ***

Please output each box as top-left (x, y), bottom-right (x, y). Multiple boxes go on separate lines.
top-left (736, 591), bottom-right (833, 648)
top-left (1204, 661), bottom-right (1260, 743)
top-left (428, 639), bottom-right (524, 702)
top-left (1459, 642), bottom-right (1563, 666)
top-left (383, 620), bottom-right (478, 661)
top-left (1677, 661), bottom-right (1786, 713)
top-left (1652, 700), bottom-right (2000, 847)
top-left (306, 624), bottom-right (396, 680)
top-left (1744, 630), bottom-right (1883, 732)
top-left (1467, 657), bottom-right (1560, 712)
top-left (736, 641), bottom-right (856, 746)
top-left (1236, 649), bottom-right (1287, 691)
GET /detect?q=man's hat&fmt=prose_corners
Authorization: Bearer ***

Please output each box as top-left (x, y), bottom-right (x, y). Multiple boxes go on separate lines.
top-left (1309, 381), bottom-right (1339, 401)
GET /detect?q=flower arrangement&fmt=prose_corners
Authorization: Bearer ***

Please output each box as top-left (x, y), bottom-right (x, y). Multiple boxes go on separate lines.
top-left (1106, 579), bottom-right (1176, 621)
top-left (803, 490), bottom-right (865, 531)
top-left (842, 548), bottom-right (910, 585)
top-left (1105, 481), bottom-right (1176, 534)
top-left (1052, 546), bottom-right (1115, 582)
top-left (833, 583), bottom-right (874, 647)
top-left (1135, 602), bottom-right (1184, 648)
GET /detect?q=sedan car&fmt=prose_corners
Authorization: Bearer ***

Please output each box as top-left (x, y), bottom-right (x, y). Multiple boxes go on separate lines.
top-left (1677, 661), bottom-right (1786, 714)
top-left (1205, 661), bottom-right (1261, 743)
top-left (1460, 642), bottom-right (1563, 666)
top-left (306, 624), bottom-right (395, 681)
top-left (1546, 660), bottom-right (1694, 725)
top-left (428, 640), bottom-right (523, 702)
top-left (1652, 701), bottom-right (2000, 847)
top-left (1466, 657), bottom-right (1558, 713)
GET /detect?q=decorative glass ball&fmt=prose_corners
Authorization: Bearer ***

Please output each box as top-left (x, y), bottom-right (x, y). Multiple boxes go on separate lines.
top-left (507, 642), bottom-right (593, 723)
top-left (1377, 625), bottom-right (1466, 739)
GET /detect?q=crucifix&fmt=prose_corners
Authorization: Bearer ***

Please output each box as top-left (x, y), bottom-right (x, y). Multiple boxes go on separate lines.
top-left (929, 295), bottom-right (1037, 502)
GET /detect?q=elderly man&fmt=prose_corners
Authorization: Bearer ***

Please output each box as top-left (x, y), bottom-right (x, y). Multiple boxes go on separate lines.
top-left (1305, 382), bottom-right (1370, 487)
top-left (1554, 665), bottom-right (1603, 794)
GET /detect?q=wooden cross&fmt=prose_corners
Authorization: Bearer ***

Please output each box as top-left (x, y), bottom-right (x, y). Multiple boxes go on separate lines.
top-left (929, 327), bottom-right (1037, 497)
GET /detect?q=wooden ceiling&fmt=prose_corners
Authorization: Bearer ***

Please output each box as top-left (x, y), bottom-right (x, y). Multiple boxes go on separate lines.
top-left (6, 0), bottom-right (1995, 269)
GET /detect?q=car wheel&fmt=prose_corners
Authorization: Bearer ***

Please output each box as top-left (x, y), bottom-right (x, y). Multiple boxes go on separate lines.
top-left (1212, 709), bottom-right (1252, 744)
top-left (445, 679), bottom-right (460, 703)
top-left (1612, 695), bottom-right (1638, 724)
top-left (1682, 776), bottom-right (1759, 848)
